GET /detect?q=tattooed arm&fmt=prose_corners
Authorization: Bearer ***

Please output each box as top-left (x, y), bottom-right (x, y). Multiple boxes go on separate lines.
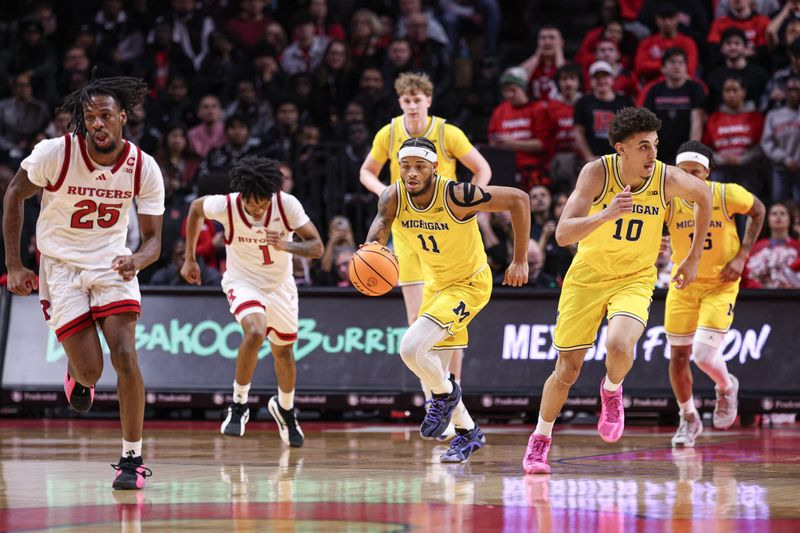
top-left (365, 184), bottom-right (398, 245)
top-left (446, 182), bottom-right (531, 286)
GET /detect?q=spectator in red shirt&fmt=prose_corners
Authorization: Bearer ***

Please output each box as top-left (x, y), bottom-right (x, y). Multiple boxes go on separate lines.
top-left (576, 20), bottom-right (638, 73)
top-left (592, 40), bottom-right (639, 100)
top-left (544, 63), bottom-right (583, 191)
top-left (708, 0), bottom-right (770, 66)
top-left (703, 77), bottom-right (766, 194)
top-left (743, 202), bottom-right (800, 288)
top-left (488, 67), bottom-right (553, 189)
top-left (224, 0), bottom-right (274, 51)
top-left (309, 0), bottom-right (346, 41)
top-left (634, 3), bottom-right (699, 83)
top-left (519, 25), bottom-right (566, 101)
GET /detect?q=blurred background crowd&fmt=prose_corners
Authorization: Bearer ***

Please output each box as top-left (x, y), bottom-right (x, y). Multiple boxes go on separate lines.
top-left (0, 0), bottom-right (799, 290)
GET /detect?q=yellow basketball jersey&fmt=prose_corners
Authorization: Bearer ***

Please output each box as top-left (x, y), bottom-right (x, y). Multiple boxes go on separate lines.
top-left (372, 115), bottom-right (468, 184)
top-left (395, 175), bottom-right (487, 291)
top-left (666, 181), bottom-right (754, 280)
top-left (572, 154), bottom-right (667, 278)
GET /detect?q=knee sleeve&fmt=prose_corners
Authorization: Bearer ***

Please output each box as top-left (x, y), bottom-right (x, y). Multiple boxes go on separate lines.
top-left (692, 329), bottom-right (725, 365)
top-left (666, 333), bottom-right (694, 347)
top-left (399, 317), bottom-right (449, 388)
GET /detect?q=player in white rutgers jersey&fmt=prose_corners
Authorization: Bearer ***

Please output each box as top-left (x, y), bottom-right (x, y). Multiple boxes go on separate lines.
top-left (181, 156), bottom-right (323, 447)
top-left (2, 77), bottom-right (165, 490)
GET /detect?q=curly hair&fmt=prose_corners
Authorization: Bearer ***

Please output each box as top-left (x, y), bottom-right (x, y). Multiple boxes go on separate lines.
top-left (608, 107), bottom-right (662, 146)
top-left (58, 73), bottom-right (149, 135)
top-left (394, 72), bottom-right (434, 97)
top-left (229, 156), bottom-right (284, 200)
top-left (676, 140), bottom-right (714, 168)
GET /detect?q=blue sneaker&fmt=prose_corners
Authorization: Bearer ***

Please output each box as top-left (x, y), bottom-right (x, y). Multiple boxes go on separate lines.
top-left (420, 379), bottom-right (461, 439)
top-left (440, 425), bottom-right (485, 463)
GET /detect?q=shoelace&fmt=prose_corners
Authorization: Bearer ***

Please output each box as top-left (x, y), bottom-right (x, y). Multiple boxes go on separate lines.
top-left (526, 439), bottom-right (548, 462)
top-left (111, 462), bottom-right (153, 478)
top-left (424, 398), bottom-right (446, 421)
top-left (603, 394), bottom-right (621, 423)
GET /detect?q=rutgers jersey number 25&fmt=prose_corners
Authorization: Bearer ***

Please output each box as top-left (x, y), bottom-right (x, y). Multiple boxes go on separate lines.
top-left (70, 200), bottom-right (122, 229)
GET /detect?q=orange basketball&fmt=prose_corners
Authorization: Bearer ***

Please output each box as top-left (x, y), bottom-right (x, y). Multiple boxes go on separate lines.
top-left (349, 243), bottom-right (399, 296)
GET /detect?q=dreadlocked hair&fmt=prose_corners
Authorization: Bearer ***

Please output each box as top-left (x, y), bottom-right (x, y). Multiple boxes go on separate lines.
top-left (229, 156), bottom-right (284, 200)
top-left (59, 73), bottom-right (149, 135)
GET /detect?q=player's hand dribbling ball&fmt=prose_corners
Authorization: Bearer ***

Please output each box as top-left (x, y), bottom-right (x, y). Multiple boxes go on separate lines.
top-left (349, 243), bottom-right (399, 296)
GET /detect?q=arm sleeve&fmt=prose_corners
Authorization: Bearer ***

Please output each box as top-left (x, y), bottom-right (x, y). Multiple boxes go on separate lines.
top-left (202, 195), bottom-right (228, 223)
top-left (368, 124), bottom-right (392, 163)
top-left (280, 193), bottom-right (311, 230)
top-left (444, 124), bottom-right (475, 160)
top-left (20, 137), bottom-right (62, 188)
top-left (136, 155), bottom-right (166, 216)
top-left (724, 183), bottom-right (755, 216)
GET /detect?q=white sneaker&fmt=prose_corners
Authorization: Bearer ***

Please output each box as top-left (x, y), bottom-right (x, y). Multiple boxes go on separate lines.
top-left (671, 411), bottom-right (703, 447)
top-left (714, 374), bottom-right (739, 430)
top-left (268, 396), bottom-right (305, 447)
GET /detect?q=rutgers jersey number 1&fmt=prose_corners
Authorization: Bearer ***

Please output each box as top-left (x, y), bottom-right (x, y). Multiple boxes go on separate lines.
top-left (259, 245), bottom-right (274, 265)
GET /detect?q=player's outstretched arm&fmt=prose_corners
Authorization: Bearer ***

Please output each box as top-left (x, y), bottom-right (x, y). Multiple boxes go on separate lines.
top-left (665, 165), bottom-right (713, 288)
top-left (554, 159), bottom-right (618, 246)
top-left (180, 197), bottom-right (209, 285)
top-left (2, 168), bottom-right (41, 295)
top-left (267, 221), bottom-right (324, 259)
top-left (721, 194), bottom-right (765, 282)
top-left (446, 182), bottom-right (531, 286)
top-left (364, 184), bottom-right (398, 245)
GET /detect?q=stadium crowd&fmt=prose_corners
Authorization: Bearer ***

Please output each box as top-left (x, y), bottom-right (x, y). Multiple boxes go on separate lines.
top-left (0, 0), bottom-right (799, 289)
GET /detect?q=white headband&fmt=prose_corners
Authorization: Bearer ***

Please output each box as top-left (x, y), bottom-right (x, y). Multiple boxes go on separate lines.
top-left (398, 146), bottom-right (437, 163)
top-left (675, 151), bottom-right (709, 169)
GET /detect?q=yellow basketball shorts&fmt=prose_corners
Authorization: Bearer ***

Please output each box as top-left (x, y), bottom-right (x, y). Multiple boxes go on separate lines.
top-left (392, 222), bottom-right (424, 285)
top-left (553, 261), bottom-right (656, 352)
top-left (420, 265), bottom-right (492, 350)
top-left (664, 278), bottom-right (740, 339)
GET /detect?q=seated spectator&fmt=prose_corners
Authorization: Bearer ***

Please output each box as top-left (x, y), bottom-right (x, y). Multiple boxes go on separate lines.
top-left (655, 236), bottom-right (673, 288)
top-left (319, 215), bottom-right (356, 276)
top-left (125, 103), bottom-right (162, 156)
top-left (544, 63), bottom-right (582, 192)
top-left (352, 67), bottom-right (392, 131)
top-left (152, 0), bottom-right (215, 71)
top-left (703, 77), bottom-right (765, 194)
top-left (761, 75), bottom-right (800, 203)
top-left (573, 61), bottom-right (634, 162)
top-left (147, 74), bottom-right (195, 132)
top-left (157, 124), bottom-right (201, 190)
top-left (514, 239), bottom-right (557, 288)
top-left (280, 12), bottom-right (329, 75)
top-left (718, 0), bottom-right (780, 19)
top-left (396, 0), bottom-right (450, 49)
top-left (225, 78), bottom-right (274, 138)
top-left (634, 3), bottom-right (698, 84)
top-left (576, 20), bottom-right (638, 73)
top-left (263, 21), bottom-right (289, 57)
top-left (542, 192), bottom-right (576, 282)
top-left (310, 0), bottom-right (345, 41)
top-left (592, 39), bottom-right (639, 100)
top-left (349, 9), bottom-right (385, 70)
top-left (137, 19), bottom-right (193, 98)
top-left (246, 43), bottom-right (286, 105)
top-left (0, 16), bottom-right (59, 107)
top-left (58, 46), bottom-right (91, 98)
top-left (640, 48), bottom-right (705, 164)
top-left (312, 39), bottom-right (358, 132)
top-left (332, 248), bottom-right (355, 288)
top-left (196, 30), bottom-right (237, 100)
top-left (519, 25), bottom-right (566, 102)
top-left (224, 0), bottom-right (273, 51)
top-left (44, 109), bottom-right (71, 139)
top-left (151, 239), bottom-right (222, 287)
top-left (528, 185), bottom-right (552, 242)
top-left (743, 202), bottom-right (800, 288)
top-left (765, 0), bottom-right (800, 70)
top-left (293, 254), bottom-right (313, 286)
top-left (0, 72), bottom-right (49, 161)
top-left (488, 67), bottom-right (552, 190)
top-left (484, 210), bottom-right (513, 277)
top-left (708, 0), bottom-right (770, 67)
top-left (382, 38), bottom-right (413, 86)
top-left (438, 0), bottom-right (502, 59)
top-left (638, 0), bottom-right (710, 48)
top-left (404, 12), bottom-right (452, 107)
top-left (706, 27), bottom-right (770, 110)
top-left (197, 115), bottom-right (261, 195)
top-left (92, 0), bottom-right (145, 73)
top-left (763, 38), bottom-right (800, 110)
top-left (261, 99), bottom-right (301, 163)
top-left (189, 95), bottom-right (226, 159)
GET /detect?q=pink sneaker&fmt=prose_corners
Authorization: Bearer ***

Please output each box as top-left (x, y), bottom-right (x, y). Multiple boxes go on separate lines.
top-left (64, 369), bottom-right (94, 414)
top-left (523, 433), bottom-right (552, 474)
top-left (598, 378), bottom-right (625, 443)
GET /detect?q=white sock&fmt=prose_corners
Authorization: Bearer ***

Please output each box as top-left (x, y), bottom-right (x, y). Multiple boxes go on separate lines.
top-left (233, 381), bottom-right (250, 404)
top-left (122, 439), bottom-right (142, 459)
top-left (534, 416), bottom-right (554, 437)
top-left (278, 388), bottom-right (294, 410)
top-left (451, 400), bottom-right (475, 430)
top-left (431, 378), bottom-right (453, 396)
top-left (421, 380), bottom-right (432, 401)
top-left (679, 397), bottom-right (697, 416)
top-left (603, 375), bottom-right (622, 392)
top-left (454, 378), bottom-right (461, 385)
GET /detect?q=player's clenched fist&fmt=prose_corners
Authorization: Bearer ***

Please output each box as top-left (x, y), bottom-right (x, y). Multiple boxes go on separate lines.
top-left (6, 266), bottom-right (38, 296)
top-left (605, 185), bottom-right (633, 220)
top-left (180, 259), bottom-right (202, 285)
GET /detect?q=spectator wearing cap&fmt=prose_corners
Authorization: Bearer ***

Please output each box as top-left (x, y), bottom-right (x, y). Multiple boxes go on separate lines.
top-left (281, 12), bottom-right (330, 75)
top-left (640, 48), bottom-right (705, 164)
top-left (223, 0), bottom-right (274, 51)
top-left (761, 75), bottom-right (800, 204)
top-left (763, 38), bottom-right (800, 110)
top-left (0, 72), bottom-right (49, 161)
top-left (0, 16), bottom-right (58, 107)
top-left (488, 66), bottom-right (553, 190)
top-left (634, 3), bottom-right (698, 84)
top-left (591, 39), bottom-right (639, 100)
top-left (708, 0), bottom-right (771, 66)
top-left (706, 27), bottom-right (769, 110)
top-left (572, 60), bottom-right (634, 162)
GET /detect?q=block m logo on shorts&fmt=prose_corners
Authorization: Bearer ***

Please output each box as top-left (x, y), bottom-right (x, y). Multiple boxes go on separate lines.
top-left (453, 301), bottom-right (470, 323)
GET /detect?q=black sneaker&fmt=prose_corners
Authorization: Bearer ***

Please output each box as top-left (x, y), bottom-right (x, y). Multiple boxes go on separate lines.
top-left (221, 402), bottom-right (250, 436)
top-left (111, 456), bottom-right (152, 490)
top-left (64, 369), bottom-right (94, 414)
top-left (420, 377), bottom-right (461, 440)
top-left (268, 395), bottom-right (304, 447)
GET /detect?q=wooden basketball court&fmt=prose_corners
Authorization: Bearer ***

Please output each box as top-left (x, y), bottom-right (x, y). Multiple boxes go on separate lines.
top-left (0, 419), bottom-right (799, 531)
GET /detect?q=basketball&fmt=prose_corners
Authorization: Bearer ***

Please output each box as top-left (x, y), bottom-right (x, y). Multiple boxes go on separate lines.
top-left (349, 243), bottom-right (399, 296)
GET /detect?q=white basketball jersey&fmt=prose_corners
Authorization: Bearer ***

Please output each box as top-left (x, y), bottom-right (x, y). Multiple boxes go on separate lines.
top-left (22, 134), bottom-right (165, 270)
top-left (203, 191), bottom-right (310, 291)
